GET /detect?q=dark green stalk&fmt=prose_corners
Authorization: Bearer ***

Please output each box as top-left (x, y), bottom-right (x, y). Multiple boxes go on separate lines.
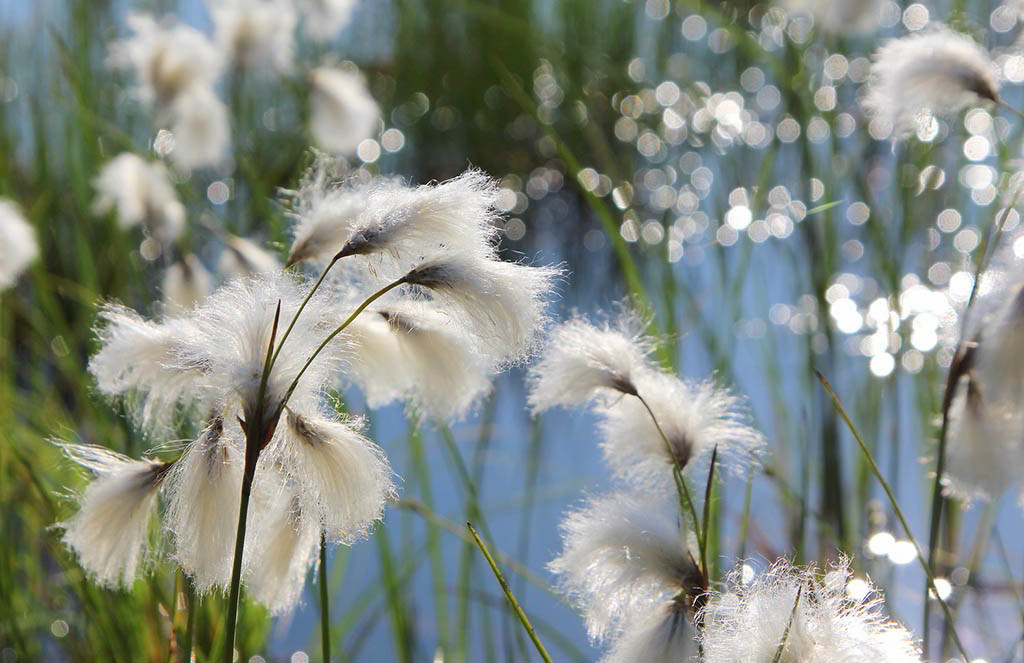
top-left (319, 532), bottom-right (331, 663)
top-left (182, 577), bottom-right (197, 663)
top-left (772, 586), bottom-right (802, 663)
top-left (223, 450), bottom-right (258, 663)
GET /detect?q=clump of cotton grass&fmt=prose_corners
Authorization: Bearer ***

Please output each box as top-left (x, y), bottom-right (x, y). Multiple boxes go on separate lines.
top-left (527, 308), bottom-right (656, 412)
top-left (0, 199), bottom-right (38, 290)
top-left (162, 254), bottom-right (213, 314)
top-left (548, 493), bottom-right (700, 643)
top-left (218, 235), bottom-right (282, 280)
top-left (863, 25), bottom-right (1001, 137)
top-left (599, 370), bottom-right (765, 490)
top-left (309, 66), bottom-right (380, 156)
top-left (56, 443), bottom-right (171, 588)
top-left (210, 0), bottom-right (296, 73)
top-left (92, 153), bottom-right (185, 249)
top-left (699, 558), bottom-right (922, 663)
top-left (164, 83), bottom-right (231, 171)
top-left (295, 0), bottom-right (357, 41)
top-left (342, 301), bottom-right (493, 420)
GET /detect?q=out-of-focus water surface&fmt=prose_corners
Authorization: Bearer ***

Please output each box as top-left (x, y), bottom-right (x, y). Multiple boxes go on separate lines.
top-left (4, 0), bottom-right (1024, 661)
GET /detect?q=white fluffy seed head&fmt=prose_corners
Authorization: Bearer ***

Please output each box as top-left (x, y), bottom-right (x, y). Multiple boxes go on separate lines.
top-left (295, 0), bottom-right (356, 41)
top-left (163, 418), bottom-right (244, 593)
top-left (92, 153), bottom-right (185, 246)
top-left (310, 67), bottom-right (380, 156)
top-left (164, 83), bottom-right (231, 171)
top-left (599, 371), bottom-right (765, 490)
top-left (0, 199), bottom-right (38, 290)
top-left (57, 443), bottom-right (169, 588)
top-left (599, 602), bottom-right (695, 663)
top-left (700, 558), bottom-right (922, 663)
top-left (211, 0), bottom-right (295, 72)
top-left (401, 255), bottom-right (561, 366)
top-left (279, 410), bottom-right (397, 544)
top-left (863, 25), bottom-right (999, 137)
top-left (784, 0), bottom-right (885, 35)
top-left (527, 310), bottom-right (656, 413)
top-left (109, 13), bottom-right (224, 109)
top-left (218, 235), bottom-right (282, 281)
top-left (548, 493), bottom-right (695, 642)
top-left (162, 254), bottom-right (213, 314)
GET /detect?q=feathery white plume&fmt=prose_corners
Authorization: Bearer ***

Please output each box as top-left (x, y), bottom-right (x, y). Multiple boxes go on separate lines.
top-left (163, 418), bottom-right (244, 592)
top-left (527, 309), bottom-right (655, 412)
top-left (295, 0), bottom-right (357, 41)
top-left (401, 255), bottom-right (560, 365)
top-left (58, 443), bottom-right (169, 588)
top-left (599, 602), bottom-right (695, 663)
top-left (109, 13), bottom-right (223, 109)
top-left (243, 481), bottom-right (320, 614)
top-left (700, 558), bottom-right (922, 663)
top-left (0, 199), bottom-right (38, 290)
top-left (92, 153), bottom-right (185, 246)
top-left (163, 254), bottom-right (213, 314)
top-left (548, 493), bottom-right (695, 642)
top-left (279, 409), bottom-right (396, 543)
top-left (218, 235), bottom-right (282, 281)
top-left (344, 301), bottom-right (493, 419)
top-left (864, 25), bottom-right (1000, 137)
top-left (784, 0), bottom-right (885, 35)
top-left (309, 67), bottom-right (380, 156)
top-left (165, 83), bottom-right (231, 171)
top-left (211, 0), bottom-right (295, 72)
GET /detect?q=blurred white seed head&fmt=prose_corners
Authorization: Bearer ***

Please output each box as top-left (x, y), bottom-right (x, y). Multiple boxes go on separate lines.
top-left (548, 493), bottom-right (695, 642)
top-left (163, 418), bottom-right (244, 593)
top-left (165, 83), bottom-right (231, 171)
top-left (527, 309), bottom-right (655, 412)
top-left (163, 254), bottom-right (213, 314)
top-left (309, 67), bottom-right (380, 156)
top-left (211, 0), bottom-right (295, 72)
top-left (784, 0), bottom-right (885, 35)
top-left (92, 153), bottom-right (185, 247)
top-left (401, 255), bottom-right (561, 366)
top-left (218, 235), bottom-right (282, 281)
top-left (295, 0), bottom-right (357, 41)
top-left (0, 199), bottom-right (38, 290)
top-left (700, 558), bottom-right (922, 663)
top-left (109, 13), bottom-right (223, 109)
top-left (57, 443), bottom-right (169, 588)
top-left (279, 410), bottom-right (396, 543)
top-left (864, 25), bottom-right (1000, 137)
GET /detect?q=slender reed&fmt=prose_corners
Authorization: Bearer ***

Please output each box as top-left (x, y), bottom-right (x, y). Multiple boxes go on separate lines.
top-left (319, 532), bottom-right (331, 663)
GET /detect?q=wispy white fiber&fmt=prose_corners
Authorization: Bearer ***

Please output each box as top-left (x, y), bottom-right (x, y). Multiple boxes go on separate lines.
top-left (548, 493), bottom-right (694, 642)
top-left (0, 199), bottom-right (38, 290)
top-left (784, 0), bottom-right (885, 35)
top-left (527, 309), bottom-right (655, 413)
top-left (864, 25), bottom-right (1000, 136)
top-left (218, 235), bottom-right (282, 281)
top-left (599, 370), bottom-right (764, 488)
top-left (599, 602), bottom-right (695, 663)
top-left (296, 0), bottom-right (357, 41)
top-left (165, 83), bottom-right (231, 171)
top-left (92, 153), bottom-right (185, 246)
top-left (211, 0), bottom-right (295, 72)
top-left (700, 558), bottom-right (922, 663)
top-left (57, 443), bottom-right (169, 588)
top-left (309, 67), bottom-right (380, 156)
top-left (162, 254), bottom-right (213, 314)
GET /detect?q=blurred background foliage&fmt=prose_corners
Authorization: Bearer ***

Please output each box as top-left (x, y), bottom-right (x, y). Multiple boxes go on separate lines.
top-left (3, 0), bottom-right (1024, 661)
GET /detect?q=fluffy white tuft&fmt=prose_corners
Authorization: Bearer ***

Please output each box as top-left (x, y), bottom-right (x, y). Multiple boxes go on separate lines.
top-left (527, 310), bottom-right (655, 412)
top-left (0, 199), bottom-right (38, 290)
top-left (700, 558), bottom-right (922, 663)
top-left (295, 0), bottom-right (357, 41)
top-left (548, 493), bottom-right (694, 642)
top-left (599, 602), bottom-right (695, 663)
top-left (598, 370), bottom-right (764, 488)
top-left (164, 83), bottom-right (231, 171)
top-left (310, 67), bottom-right (380, 156)
top-left (92, 153), bottom-right (185, 246)
top-left (402, 255), bottom-right (561, 366)
top-left (162, 254), bottom-right (213, 314)
top-left (57, 443), bottom-right (168, 588)
top-left (218, 235), bottom-right (282, 281)
top-left (279, 410), bottom-right (397, 544)
top-left (863, 25), bottom-right (999, 137)
top-left (784, 0), bottom-right (885, 35)
top-left (211, 0), bottom-right (295, 72)
top-left (162, 418), bottom-right (244, 593)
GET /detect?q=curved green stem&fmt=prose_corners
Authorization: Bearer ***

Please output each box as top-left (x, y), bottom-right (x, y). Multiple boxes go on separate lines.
top-left (271, 256), bottom-right (340, 371)
top-left (319, 532), bottom-right (331, 663)
top-left (223, 451), bottom-right (258, 663)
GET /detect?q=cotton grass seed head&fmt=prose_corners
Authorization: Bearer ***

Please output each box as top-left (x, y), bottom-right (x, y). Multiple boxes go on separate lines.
top-left (699, 558), bottom-right (922, 663)
top-left (295, 0), bottom-right (357, 41)
top-left (599, 601), bottom-right (695, 663)
top-left (92, 153), bottom-right (185, 247)
top-left (284, 161), bottom-right (375, 267)
top-left (0, 199), bottom-right (38, 290)
top-left (218, 235), bottom-right (282, 281)
top-left (864, 25), bottom-right (1000, 137)
top-left (162, 254), bottom-right (213, 314)
top-left (527, 309), bottom-right (656, 413)
top-left (57, 443), bottom-right (170, 588)
top-left (211, 0), bottom-right (295, 73)
top-left (164, 83), bottom-right (231, 171)
top-left (310, 67), bottom-right (380, 157)
top-left (549, 492), bottom-right (696, 642)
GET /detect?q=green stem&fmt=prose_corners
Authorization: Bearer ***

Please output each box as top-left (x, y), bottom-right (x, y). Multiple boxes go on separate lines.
top-left (223, 449), bottom-right (258, 663)
top-left (182, 576), bottom-right (197, 663)
top-left (319, 532), bottom-right (331, 663)
top-left (467, 523), bottom-right (553, 663)
top-left (271, 255), bottom-right (340, 370)
top-left (816, 371), bottom-right (970, 661)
